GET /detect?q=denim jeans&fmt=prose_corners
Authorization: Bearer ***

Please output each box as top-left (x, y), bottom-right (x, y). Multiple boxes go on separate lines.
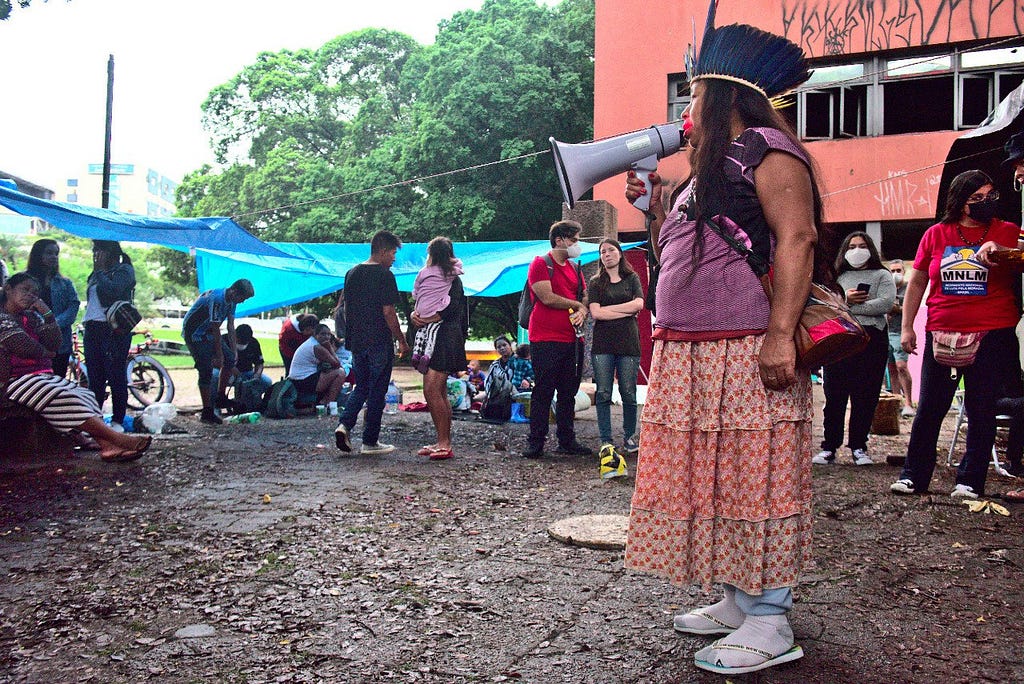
top-left (900, 328), bottom-right (1017, 495)
top-left (591, 353), bottom-right (640, 444)
top-left (528, 340), bottom-right (582, 449)
top-left (339, 342), bottom-right (394, 445)
top-left (729, 585), bottom-right (793, 616)
top-left (84, 320), bottom-right (132, 423)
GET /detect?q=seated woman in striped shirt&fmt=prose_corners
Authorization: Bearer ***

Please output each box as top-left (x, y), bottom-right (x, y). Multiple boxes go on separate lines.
top-left (0, 273), bottom-right (151, 462)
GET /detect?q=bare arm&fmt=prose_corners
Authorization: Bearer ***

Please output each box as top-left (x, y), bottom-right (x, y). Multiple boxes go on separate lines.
top-left (383, 304), bottom-right (411, 356)
top-left (755, 151), bottom-right (817, 391)
top-left (900, 267), bottom-right (928, 355)
top-left (531, 279), bottom-right (582, 312)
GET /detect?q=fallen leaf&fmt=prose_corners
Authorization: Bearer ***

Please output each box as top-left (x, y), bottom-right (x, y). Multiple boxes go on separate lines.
top-left (262, 494), bottom-right (272, 504)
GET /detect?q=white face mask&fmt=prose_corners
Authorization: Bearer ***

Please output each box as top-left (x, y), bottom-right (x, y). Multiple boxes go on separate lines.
top-left (891, 273), bottom-right (903, 286)
top-left (565, 242), bottom-right (582, 259)
top-left (845, 248), bottom-right (870, 268)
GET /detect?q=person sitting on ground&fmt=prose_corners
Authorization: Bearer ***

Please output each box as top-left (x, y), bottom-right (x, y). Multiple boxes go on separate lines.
top-left (289, 323), bottom-right (347, 407)
top-left (480, 336), bottom-right (517, 422)
top-left (0, 273), bottom-right (150, 461)
top-left (278, 313), bottom-right (318, 376)
top-left (233, 323), bottom-right (273, 388)
top-left (182, 279), bottom-right (255, 425)
top-left (465, 359), bottom-right (486, 394)
top-left (332, 333), bottom-right (353, 378)
top-left (511, 343), bottom-right (534, 391)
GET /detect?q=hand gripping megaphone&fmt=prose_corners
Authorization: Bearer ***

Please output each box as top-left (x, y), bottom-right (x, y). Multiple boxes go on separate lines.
top-left (549, 123), bottom-right (683, 213)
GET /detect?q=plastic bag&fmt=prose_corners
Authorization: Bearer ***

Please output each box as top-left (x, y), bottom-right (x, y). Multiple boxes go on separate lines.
top-left (140, 402), bottom-right (177, 434)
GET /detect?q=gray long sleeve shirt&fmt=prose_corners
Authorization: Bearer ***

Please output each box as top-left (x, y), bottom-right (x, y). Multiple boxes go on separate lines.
top-left (836, 268), bottom-right (897, 331)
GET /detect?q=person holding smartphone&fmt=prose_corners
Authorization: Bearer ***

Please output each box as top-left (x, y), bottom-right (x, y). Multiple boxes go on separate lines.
top-left (813, 232), bottom-right (897, 466)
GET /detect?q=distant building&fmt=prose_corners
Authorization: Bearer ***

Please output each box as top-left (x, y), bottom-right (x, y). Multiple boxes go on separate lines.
top-left (0, 170), bottom-right (55, 235)
top-left (63, 163), bottom-right (177, 216)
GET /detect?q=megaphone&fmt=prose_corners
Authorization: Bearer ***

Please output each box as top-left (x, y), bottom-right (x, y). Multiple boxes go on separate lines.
top-left (549, 123), bottom-right (682, 213)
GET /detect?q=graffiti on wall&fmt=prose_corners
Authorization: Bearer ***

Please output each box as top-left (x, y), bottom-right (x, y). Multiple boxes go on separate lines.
top-left (781, 0), bottom-right (1024, 57)
top-left (873, 170), bottom-right (941, 218)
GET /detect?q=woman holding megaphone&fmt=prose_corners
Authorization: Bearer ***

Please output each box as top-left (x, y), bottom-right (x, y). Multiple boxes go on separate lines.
top-left (621, 2), bottom-right (824, 675)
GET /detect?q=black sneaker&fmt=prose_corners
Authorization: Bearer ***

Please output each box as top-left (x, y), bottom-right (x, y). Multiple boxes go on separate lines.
top-left (555, 441), bottom-right (593, 456)
top-left (522, 444), bottom-right (545, 459)
top-left (200, 408), bottom-right (223, 425)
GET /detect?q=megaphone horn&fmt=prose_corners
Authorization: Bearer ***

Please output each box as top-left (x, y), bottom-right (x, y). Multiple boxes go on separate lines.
top-left (549, 123), bottom-right (682, 212)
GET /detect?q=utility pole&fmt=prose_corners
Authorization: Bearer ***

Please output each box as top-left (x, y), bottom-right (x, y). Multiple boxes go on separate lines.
top-left (101, 54), bottom-right (114, 209)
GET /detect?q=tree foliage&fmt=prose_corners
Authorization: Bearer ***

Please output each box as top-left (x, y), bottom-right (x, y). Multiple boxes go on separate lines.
top-left (175, 0), bottom-right (595, 331)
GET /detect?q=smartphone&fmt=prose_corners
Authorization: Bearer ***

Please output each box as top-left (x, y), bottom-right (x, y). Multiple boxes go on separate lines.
top-left (856, 283), bottom-right (871, 293)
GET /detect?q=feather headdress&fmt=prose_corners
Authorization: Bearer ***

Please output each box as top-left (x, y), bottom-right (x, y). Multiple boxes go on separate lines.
top-left (685, 0), bottom-right (811, 100)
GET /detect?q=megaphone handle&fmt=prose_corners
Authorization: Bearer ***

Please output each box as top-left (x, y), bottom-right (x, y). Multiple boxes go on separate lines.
top-left (629, 155), bottom-right (659, 213)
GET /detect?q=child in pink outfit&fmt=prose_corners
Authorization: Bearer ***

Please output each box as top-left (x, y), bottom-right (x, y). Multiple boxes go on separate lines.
top-left (411, 257), bottom-right (463, 374)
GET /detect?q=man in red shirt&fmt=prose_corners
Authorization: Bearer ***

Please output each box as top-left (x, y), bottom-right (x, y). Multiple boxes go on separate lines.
top-left (523, 220), bottom-right (592, 458)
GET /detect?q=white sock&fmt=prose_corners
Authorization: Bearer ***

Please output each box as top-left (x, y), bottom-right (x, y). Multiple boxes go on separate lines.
top-left (674, 586), bottom-right (744, 633)
top-left (694, 614), bottom-right (794, 668)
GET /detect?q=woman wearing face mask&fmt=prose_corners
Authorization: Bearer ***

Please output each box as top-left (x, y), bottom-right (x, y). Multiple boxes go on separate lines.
top-left (891, 170), bottom-right (1020, 500)
top-left (813, 232), bottom-right (896, 466)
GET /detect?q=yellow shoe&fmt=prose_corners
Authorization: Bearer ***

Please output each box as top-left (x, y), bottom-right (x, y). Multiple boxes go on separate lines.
top-left (599, 443), bottom-right (628, 480)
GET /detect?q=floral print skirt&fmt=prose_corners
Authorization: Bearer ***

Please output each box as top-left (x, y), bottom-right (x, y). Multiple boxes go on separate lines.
top-left (625, 335), bottom-right (813, 594)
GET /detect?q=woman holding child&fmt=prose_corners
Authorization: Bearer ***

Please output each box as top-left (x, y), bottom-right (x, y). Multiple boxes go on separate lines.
top-left (411, 237), bottom-right (468, 460)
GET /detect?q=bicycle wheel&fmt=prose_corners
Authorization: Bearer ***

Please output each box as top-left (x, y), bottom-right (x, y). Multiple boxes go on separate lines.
top-left (66, 358), bottom-right (89, 389)
top-left (126, 354), bottom-right (175, 409)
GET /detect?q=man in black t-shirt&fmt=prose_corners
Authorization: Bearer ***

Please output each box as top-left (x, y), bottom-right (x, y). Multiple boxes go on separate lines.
top-left (335, 230), bottom-right (411, 455)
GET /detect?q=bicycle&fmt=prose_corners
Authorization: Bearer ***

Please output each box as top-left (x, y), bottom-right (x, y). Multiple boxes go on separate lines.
top-left (67, 327), bottom-right (176, 410)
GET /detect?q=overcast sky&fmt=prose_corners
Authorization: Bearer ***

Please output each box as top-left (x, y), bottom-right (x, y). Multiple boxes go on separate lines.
top-left (0, 0), bottom-right (484, 191)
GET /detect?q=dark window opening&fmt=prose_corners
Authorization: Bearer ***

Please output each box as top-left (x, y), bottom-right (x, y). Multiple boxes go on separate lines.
top-left (884, 76), bottom-right (953, 134)
top-left (961, 75), bottom-right (992, 127)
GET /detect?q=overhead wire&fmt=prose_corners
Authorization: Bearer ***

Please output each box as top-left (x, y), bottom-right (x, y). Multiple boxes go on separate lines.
top-left (228, 36), bottom-right (1023, 224)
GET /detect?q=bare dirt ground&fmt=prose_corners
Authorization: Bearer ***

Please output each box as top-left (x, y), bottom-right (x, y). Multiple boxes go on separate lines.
top-left (0, 369), bottom-right (1022, 683)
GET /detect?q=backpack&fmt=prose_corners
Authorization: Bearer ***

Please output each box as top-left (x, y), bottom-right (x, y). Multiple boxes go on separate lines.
top-left (480, 362), bottom-right (513, 422)
top-left (235, 377), bottom-right (270, 413)
top-left (517, 255), bottom-right (584, 329)
top-left (264, 378), bottom-right (298, 419)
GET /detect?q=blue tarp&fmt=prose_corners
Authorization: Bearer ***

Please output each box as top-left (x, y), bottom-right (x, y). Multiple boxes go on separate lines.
top-left (0, 180), bottom-right (290, 258)
top-left (197, 241), bottom-right (644, 316)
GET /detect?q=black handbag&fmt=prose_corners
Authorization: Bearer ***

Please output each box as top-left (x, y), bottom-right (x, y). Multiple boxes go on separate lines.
top-left (105, 300), bottom-right (142, 334)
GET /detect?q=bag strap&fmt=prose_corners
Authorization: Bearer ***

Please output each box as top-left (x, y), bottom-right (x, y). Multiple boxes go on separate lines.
top-left (704, 216), bottom-right (774, 298)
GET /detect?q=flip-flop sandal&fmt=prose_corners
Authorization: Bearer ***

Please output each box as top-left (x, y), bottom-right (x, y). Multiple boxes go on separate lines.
top-left (694, 643), bottom-right (804, 675)
top-left (417, 445), bottom-right (440, 456)
top-left (101, 437), bottom-right (152, 463)
top-left (428, 448), bottom-right (454, 460)
top-left (673, 609), bottom-right (741, 635)
top-left (1003, 489), bottom-right (1024, 503)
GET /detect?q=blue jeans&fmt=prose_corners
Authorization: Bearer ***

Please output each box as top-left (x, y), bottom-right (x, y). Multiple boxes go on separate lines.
top-left (591, 353), bottom-right (640, 444)
top-left (900, 328), bottom-right (1017, 495)
top-left (339, 343), bottom-right (393, 445)
top-left (84, 321), bottom-right (132, 424)
top-left (729, 585), bottom-right (793, 616)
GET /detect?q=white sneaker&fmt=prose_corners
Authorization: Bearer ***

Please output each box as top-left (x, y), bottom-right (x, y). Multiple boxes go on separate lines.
top-left (852, 449), bottom-right (872, 466)
top-left (950, 484), bottom-right (978, 500)
top-left (890, 478), bottom-right (916, 495)
top-left (901, 406), bottom-right (916, 418)
top-left (811, 450), bottom-right (835, 465)
top-left (361, 442), bottom-right (395, 455)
